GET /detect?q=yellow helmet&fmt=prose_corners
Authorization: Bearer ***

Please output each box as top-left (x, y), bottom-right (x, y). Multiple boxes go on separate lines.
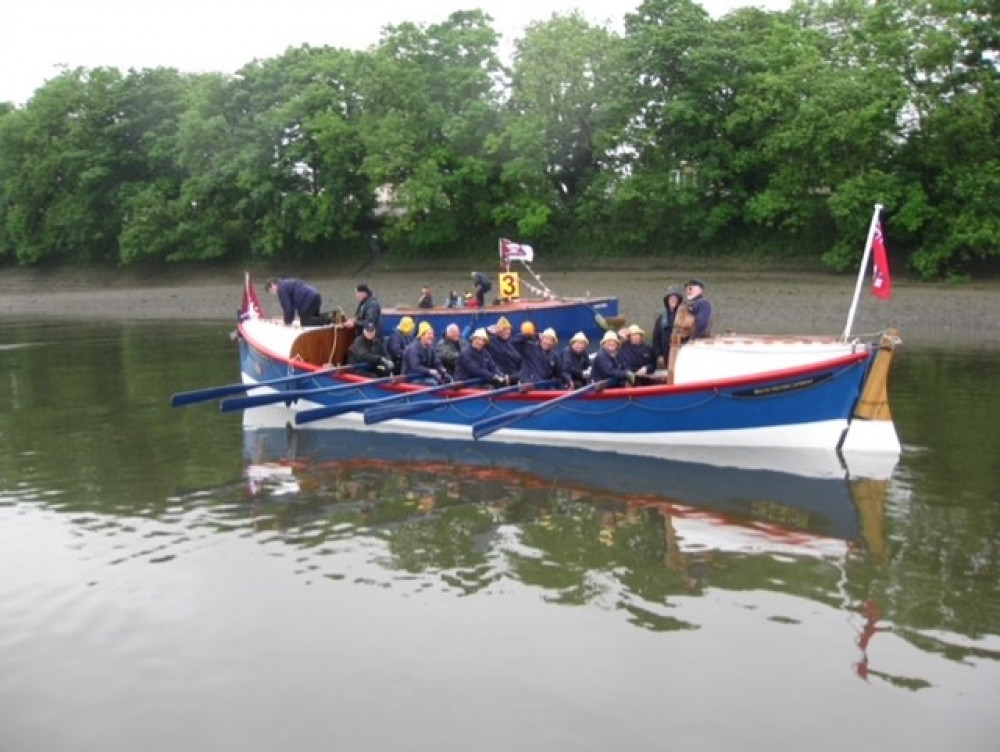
top-left (398, 316), bottom-right (415, 334)
top-left (520, 321), bottom-right (536, 336)
top-left (417, 321), bottom-right (434, 338)
top-left (496, 316), bottom-right (512, 331)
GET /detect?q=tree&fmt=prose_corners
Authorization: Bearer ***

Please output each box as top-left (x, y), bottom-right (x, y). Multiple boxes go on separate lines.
top-left (357, 10), bottom-right (506, 255)
top-left (225, 46), bottom-right (373, 261)
top-left (0, 67), bottom-right (134, 265)
top-left (495, 13), bottom-right (618, 248)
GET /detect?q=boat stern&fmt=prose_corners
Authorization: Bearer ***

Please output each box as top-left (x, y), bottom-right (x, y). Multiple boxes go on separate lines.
top-left (841, 329), bottom-right (902, 455)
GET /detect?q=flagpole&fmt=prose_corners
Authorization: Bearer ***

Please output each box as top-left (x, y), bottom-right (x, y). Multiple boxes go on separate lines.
top-left (842, 203), bottom-right (883, 340)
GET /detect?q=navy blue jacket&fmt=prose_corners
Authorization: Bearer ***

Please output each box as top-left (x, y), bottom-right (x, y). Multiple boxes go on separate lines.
top-left (688, 297), bottom-right (714, 339)
top-left (486, 335), bottom-right (522, 377)
top-left (621, 342), bottom-right (656, 373)
top-left (591, 348), bottom-right (631, 385)
top-left (517, 340), bottom-right (571, 388)
top-left (561, 347), bottom-right (591, 387)
top-left (385, 330), bottom-right (413, 372)
top-left (402, 340), bottom-right (447, 383)
top-left (276, 279), bottom-right (321, 325)
top-left (455, 345), bottom-right (504, 385)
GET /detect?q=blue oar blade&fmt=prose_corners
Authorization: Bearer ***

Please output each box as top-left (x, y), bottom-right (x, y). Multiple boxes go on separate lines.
top-left (471, 405), bottom-right (536, 440)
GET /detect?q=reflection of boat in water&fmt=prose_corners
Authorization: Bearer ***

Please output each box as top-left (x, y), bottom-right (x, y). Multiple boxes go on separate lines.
top-left (242, 415), bottom-right (894, 561)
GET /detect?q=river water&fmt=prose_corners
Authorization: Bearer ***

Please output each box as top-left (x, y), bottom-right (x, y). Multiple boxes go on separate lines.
top-left (1, 319), bottom-right (998, 751)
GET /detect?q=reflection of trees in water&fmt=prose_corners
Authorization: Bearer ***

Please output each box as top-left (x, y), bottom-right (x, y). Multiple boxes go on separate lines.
top-left (244, 460), bottom-right (861, 629)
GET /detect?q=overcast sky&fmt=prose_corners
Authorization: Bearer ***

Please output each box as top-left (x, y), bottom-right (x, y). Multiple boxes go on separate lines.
top-left (2, 0), bottom-right (789, 105)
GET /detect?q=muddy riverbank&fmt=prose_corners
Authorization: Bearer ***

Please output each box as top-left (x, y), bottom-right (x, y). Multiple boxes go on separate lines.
top-left (1, 264), bottom-right (998, 346)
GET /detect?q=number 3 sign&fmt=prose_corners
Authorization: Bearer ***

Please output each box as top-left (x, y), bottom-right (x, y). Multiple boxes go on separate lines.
top-left (499, 272), bottom-right (521, 300)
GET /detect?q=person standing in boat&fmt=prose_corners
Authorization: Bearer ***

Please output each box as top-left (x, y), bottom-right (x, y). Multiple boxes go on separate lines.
top-left (348, 321), bottom-right (394, 376)
top-left (591, 330), bottom-right (635, 386)
top-left (621, 324), bottom-right (657, 376)
top-left (684, 279), bottom-right (714, 340)
top-left (561, 332), bottom-right (592, 388)
top-left (486, 316), bottom-right (522, 382)
top-left (417, 286), bottom-right (434, 309)
top-left (435, 323), bottom-right (464, 374)
top-left (445, 290), bottom-right (464, 308)
top-left (652, 286), bottom-right (684, 368)
top-left (403, 322), bottom-right (450, 385)
top-left (345, 283), bottom-right (382, 337)
top-left (264, 277), bottom-right (326, 326)
top-left (517, 327), bottom-right (573, 389)
top-left (471, 271), bottom-right (492, 307)
top-left (455, 328), bottom-right (508, 388)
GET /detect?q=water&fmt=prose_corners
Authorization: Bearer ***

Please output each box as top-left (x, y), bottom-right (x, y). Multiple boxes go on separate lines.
top-left (1, 320), bottom-right (999, 751)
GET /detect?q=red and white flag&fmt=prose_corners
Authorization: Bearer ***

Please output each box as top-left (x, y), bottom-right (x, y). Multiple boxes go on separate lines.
top-left (871, 221), bottom-right (892, 300)
top-left (500, 238), bottom-right (534, 263)
top-left (241, 272), bottom-right (263, 320)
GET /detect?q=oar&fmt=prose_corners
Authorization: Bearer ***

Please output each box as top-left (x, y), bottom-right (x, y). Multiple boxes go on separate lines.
top-left (471, 379), bottom-right (612, 440)
top-left (170, 364), bottom-right (362, 407)
top-left (589, 306), bottom-right (611, 332)
top-left (295, 378), bottom-right (484, 426)
top-left (363, 379), bottom-right (557, 425)
top-left (220, 374), bottom-right (412, 412)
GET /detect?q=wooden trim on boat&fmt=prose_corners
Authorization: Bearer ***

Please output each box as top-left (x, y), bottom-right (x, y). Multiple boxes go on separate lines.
top-left (290, 324), bottom-right (355, 367)
top-left (852, 329), bottom-right (900, 422)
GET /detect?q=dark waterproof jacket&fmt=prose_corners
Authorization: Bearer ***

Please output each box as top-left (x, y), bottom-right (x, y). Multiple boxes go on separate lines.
top-left (354, 294), bottom-right (383, 337)
top-left (348, 336), bottom-right (392, 376)
top-left (402, 340), bottom-right (448, 383)
top-left (385, 330), bottom-right (413, 373)
top-left (276, 279), bottom-right (321, 325)
top-left (561, 347), bottom-right (591, 387)
top-left (688, 297), bottom-right (714, 339)
top-left (435, 338), bottom-right (462, 373)
top-left (653, 288), bottom-right (684, 362)
top-left (517, 341), bottom-right (571, 388)
top-left (621, 342), bottom-right (657, 373)
top-left (455, 346), bottom-right (505, 385)
top-left (652, 311), bottom-right (676, 362)
top-left (591, 348), bottom-right (631, 386)
top-left (486, 335), bottom-right (522, 378)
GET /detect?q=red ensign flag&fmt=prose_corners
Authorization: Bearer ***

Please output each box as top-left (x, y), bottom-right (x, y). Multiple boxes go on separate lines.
top-left (871, 221), bottom-right (892, 300)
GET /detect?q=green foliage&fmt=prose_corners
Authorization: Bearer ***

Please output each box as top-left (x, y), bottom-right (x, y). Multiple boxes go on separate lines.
top-left (0, 1), bottom-right (997, 276)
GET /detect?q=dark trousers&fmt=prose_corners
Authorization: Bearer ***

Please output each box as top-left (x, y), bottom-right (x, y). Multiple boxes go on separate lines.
top-left (299, 295), bottom-right (327, 326)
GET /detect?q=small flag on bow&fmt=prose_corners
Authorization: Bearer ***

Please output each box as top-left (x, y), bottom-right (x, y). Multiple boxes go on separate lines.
top-left (871, 221), bottom-right (892, 300)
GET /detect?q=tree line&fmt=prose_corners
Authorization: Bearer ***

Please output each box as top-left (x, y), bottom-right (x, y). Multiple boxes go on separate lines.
top-left (0, 0), bottom-right (996, 279)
